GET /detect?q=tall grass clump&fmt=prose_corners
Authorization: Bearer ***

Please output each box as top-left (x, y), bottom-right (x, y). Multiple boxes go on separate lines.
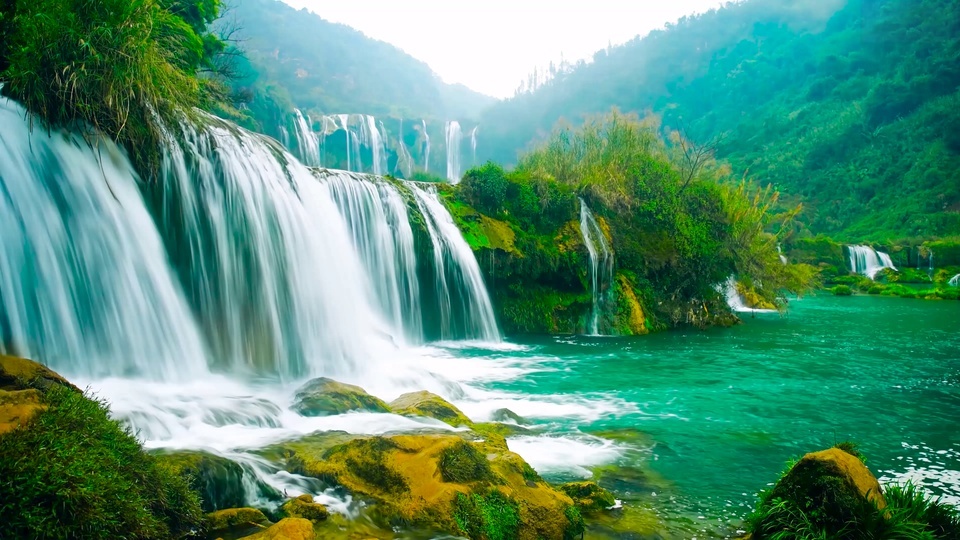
top-left (0, 385), bottom-right (204, 539)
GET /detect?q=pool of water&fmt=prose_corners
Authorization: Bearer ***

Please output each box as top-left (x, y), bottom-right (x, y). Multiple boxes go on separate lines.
top-left (451, 295), bottom-right (960, 537)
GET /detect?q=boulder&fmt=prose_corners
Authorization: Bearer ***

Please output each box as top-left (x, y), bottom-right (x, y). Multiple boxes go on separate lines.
top-left (291, 378), bottom-right (389, 416)
top-left (281, 494), bottom-right (329, 522)
top-left (0, 354), bottom-right (78, 392)
top-left (560, 481), bottom-right (617, 513)
top-left (239, 517), bottom-right (314, 540)
top-left (206, 507), bottom-right (271, 538)
top-left (490, 407), bottom-right (529, 425)
top-left (285, 433), bottom-right (582, 540)
top-left (388, 390), bottom-right (471, 426)
top-left (155, 450), bottom-right (247, 512)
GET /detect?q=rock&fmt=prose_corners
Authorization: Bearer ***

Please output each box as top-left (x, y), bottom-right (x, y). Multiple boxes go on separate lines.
top-left (750, 446), bottom-right (887, 537)
top-left (281, 494), bottom-right (329, 522)
top-left (206, 507), bottom-right (272, 536)
top-left (239, 517), bottom-right (315, 540)
top-left (388, 390), bottom-right (471, 426)
top-left (155, 450), bottom-right (247, 512)
top-left (490, 407), bottom-right (528, 425)
top-left (291, 377), bottom-right (389, 416)
top-left (0, 354), bottom-right (78, 392)
top-left (560, 481), bottom-right (617, 513)
top-left (286, 433), bottom-right (581, 540)
top-left (0, 388), bottom-right (45, 436)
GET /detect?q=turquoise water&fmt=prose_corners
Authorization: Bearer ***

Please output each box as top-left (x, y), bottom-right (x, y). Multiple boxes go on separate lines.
top-left (458, 295), bottom-right (960, 537)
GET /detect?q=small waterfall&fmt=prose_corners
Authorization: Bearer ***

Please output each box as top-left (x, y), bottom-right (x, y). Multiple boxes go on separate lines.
top-left (421, 119), bottom-right (431, 172)
top-left (291, 110), bottom-right (320, 166)
top-left (722, 277), bottom-right (776, 313)
top-left (578, 199), bottom-right (613, 336)
top-left (396, 118), bottom-right (415, 178)
top-left (445, 121), bottom-right (463, 183)
top-left (847, 245), bottom-right (897, 280)
top-left (949, 274), bottom-right (960, 287)
top-left (469, 126), bottom-right (479, 168)
top-left (409, 184), bottom-right (501, 342)
top-left (777, 244), bottom-right (788, 264)
top-left (338, 114), bottom-right (352, 172)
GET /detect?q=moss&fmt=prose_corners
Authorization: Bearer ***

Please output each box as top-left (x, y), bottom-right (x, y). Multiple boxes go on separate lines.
top-left (452, 490), bottom-right (521, 540)
top-left (614, 273), bottom-right (649, 335)
top-left (0, 380), bottom-right (204, 539)
top-left (154, 450), bottom-right (247, 512)
top-left (281, 494), bottom-right (329, 522)
top-left (290, 377), bottom-right (389, 416)
top-left (563, 505), bottom-right (586, 540)
top-left (241, 517), bottom-right (315, 540)
top-left (206, 507), bottom-right (271, 531)
top-left (389, 391), bottom-right (472, 427)
top-left (490, 408), bottom-right (528, 425)
top-left (0, 354), bottom-right (78, 392)
top-left (0, 388), bottom-right (45, 436)
top-left (438, 440), bottom-right (500, 484)
top-left (324, 438), bottom-right (409, 495)
top-left (559, 482), bottom-right (617, 513)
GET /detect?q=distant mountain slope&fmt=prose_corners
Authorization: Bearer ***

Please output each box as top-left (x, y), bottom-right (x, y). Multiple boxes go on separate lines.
top-left (225, 0), bottom-right (493, 120)
top-left (477, 0), bottom-right (960, 240)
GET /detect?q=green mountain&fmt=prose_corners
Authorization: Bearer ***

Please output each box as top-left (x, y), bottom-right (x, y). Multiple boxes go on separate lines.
top-left (478, 0), bottom-right (960, 240)
top-left (224, 0), bottom-right (493, 120)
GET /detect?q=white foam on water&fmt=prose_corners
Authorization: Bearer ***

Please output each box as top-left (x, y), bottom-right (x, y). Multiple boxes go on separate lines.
top-left (507, 435), bottom-right (626, 477)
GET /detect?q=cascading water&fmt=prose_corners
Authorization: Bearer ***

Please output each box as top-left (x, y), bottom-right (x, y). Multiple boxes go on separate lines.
top-left (445, 120), bottom-right (463, 183)
top-left (848, 245), bottom-right (897, 280)
top-left (949, 274), bottom-right (960, 288)
top-left (578, 199), bottom-right (614, 335)
top-left (721, 277), bottom-right (776, 314)
top-left (410, 184), bottom-right (501, 342)
top-left (469, 126), bottom-right (479, 168)
top-left (777, 244), bottom-right (788, 264)
top-left (421, 119), bottom-right (431, 172)
top-left (291, 109), bottom-right (320, 167)
top-left (396, 119), bottom-right (415, 178)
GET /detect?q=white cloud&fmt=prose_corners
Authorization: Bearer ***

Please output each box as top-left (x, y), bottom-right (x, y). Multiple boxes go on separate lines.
top-left (278, 0), bottom-right (724, 98)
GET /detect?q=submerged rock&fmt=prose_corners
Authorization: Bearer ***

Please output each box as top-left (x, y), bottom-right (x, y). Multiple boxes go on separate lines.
top-left (389, 390), bottom-right (471, 426)
top-left (155, 450), bottom-right (247, 512)
top-left (490, 407), bottom-right (529, 425)
top-left (206, 507), bottom-right (272, 538)
top-left (285, 433), bottom-right (581, 540)
top-left (560, 481), bottom-right (617, 513)
top-left (281, 494), bottom-right (329, 522)
top-left (291, 377), bottom-right (389, 416)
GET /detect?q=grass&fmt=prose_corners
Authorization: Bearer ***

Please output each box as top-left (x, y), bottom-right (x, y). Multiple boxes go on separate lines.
top-left (0, 385), bottom-right (203, 539)
top-left (438, 440), bottom-right (500, 484)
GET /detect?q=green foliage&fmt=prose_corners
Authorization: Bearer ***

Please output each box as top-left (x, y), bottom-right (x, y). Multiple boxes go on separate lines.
top-left (0, 0), bottom-right (224, 169)
top-left (438, 441), bottom-right (499, 484)
top-left (833, 441), bottom-right (864, 462)
top-left (832, 285), bottom-right (853, 296)
top-left (884, 483), bottom-right (960, 539)
top-left (479, 0), bottom-right (960, 240)
top-left (452, 490), bottom-right (521, 540)
top-left (0, 385), bottom-right (203, 539)
top-left (563, 505), bottom-right (586, 540)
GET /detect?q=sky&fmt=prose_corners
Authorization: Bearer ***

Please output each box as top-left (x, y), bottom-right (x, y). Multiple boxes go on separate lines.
top-left (278, 0), bottom-right (724, 99)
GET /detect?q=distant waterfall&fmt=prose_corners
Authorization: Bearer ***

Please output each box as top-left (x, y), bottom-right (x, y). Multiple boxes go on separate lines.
top-left (396, 119), bottom-right (415, 178)
top-left (847, 245), bottom-right (897, 280)
top-left (445, 121), bottom-right (463, 183)
top-left (469, 126), bottom-right (479, 168)
top-left (291, 110), bottom-right (320, 166)
top-left (949, 274), bottom-right (960, 288)
top-left (578, 199), bottom-right (614, 335)
top-left (410, 184), bottom-right (501, 342)
top-left (777, 244), bottom-right (788, 264)
top-left (421, 119), bottom-right (431, 172)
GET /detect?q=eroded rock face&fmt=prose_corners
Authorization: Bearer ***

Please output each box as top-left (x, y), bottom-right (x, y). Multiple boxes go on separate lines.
top-left (285, 433), bottom-right (582, 540)
top-left (389, 390), bottom-right (471, 426)
top-left (291, 377), bottom-right (389, 416)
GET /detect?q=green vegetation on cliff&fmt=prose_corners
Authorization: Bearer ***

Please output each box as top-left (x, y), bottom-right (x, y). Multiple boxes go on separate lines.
top-left (478, 0), bottom-right (960, 240)
top-left (447, 112), bottom-right (815, 334)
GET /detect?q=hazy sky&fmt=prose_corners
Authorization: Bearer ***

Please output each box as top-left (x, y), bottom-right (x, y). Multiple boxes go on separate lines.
top-left (279, 0), bottom-right (724, 98)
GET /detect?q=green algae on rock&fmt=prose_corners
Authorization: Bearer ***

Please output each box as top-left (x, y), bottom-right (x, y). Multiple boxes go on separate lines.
top-left (291, 377), bottom-right (390, 416)
top-left (560, 481), bottom-right (617, 514)
top-left (238, 517), bottom-right (314, 540)
top-left (389, 390), bottom-right (472, 426)
top-left (207, 507), bottom-right (272, 533)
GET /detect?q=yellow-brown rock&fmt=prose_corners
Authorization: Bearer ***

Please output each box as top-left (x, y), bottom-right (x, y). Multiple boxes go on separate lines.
top-left (388, 391), bottom-right (472, 426)
top-left (281, 494), bottom-right (329, 522)
top-left (0, 354), bottom-right (77, 392)
top-left (0, 388), bottom-right (45, 436)
top-left (240, 517), bottom-right (314, 540)
top-left (796, 448), bottom-right (886, 509)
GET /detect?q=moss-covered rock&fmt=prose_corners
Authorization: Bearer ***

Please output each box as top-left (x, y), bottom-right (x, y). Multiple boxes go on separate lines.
top-left (389, 391), bottom-right (472, 426)
top-left (490, 408), bottom-right (529, 425)
top-left (239, 517), bottom-right (314, 540)
top-left (206, 507), bottom-right (271, 532)
top-left (559, 482), bottom-right (617, 513)
top-left (285, 433), bottom-right (580, 540)
top-left (155, 450), bottom-right (247, 512)
top-left (281, 494), bottom-right (329, 522)
top-left (0, 354), bottom-right (78, 392)
top-left (614, 273), bottom-right (650, 335)
top-left (0, 388), bottom-right (45, 436)
top-left (291, 377), bottom-right (389, 416)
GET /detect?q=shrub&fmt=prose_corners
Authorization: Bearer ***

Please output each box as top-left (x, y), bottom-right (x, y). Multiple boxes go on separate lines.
top-left (0, 385), bottom-right (204, 539)
top-left (833, 285), bottom-right (853, 296)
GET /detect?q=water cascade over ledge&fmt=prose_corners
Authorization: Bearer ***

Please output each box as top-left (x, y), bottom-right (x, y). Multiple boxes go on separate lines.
top-left (445, 120), bottom-right (462, 183)
top-left (578, 198), bottom-right (614, 335)
top-left (847, 245), bottom-right (897, 280)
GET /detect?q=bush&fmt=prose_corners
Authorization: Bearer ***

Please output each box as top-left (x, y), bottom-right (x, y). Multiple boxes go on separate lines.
top-left (0, 385), bottom-right (203, 539)
top-left (833, 285), bottom-right (853, 296)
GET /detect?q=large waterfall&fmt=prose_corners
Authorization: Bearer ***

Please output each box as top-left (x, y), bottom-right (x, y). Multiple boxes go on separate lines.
top-left (445, 120), bottom-right (463, 183)
top-left (578, 199), bottom-right (613, 335)
top-left (847, 245), bottom-right (897, 280)
top-left (291, 109), bottom-right (320, 167)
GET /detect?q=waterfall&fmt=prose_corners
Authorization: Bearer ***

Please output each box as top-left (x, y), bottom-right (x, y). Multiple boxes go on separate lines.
top-left (337, 114), bottom-right (352, 172)
top-left (469, 126), bottom-right (479, 168)
top-left (847, 245), bottom-right (897, 280)
top-left (410, 184), bottom-right (501, 342)
top-left (421, 119), bottom-right (431, 172)
top-left (578, 199), bottom-right (613, 336)
top-left (949, 274), bottom-right (960, 288)
top-left (777, 244), bottom-right (788, 264)
top-left (721, 277), bottom-right (776, 313)
top-left (397, 118), bottom-right (415, 178)
top-left (445, 121), bottom-right (462, 183)
top-left (291, 110), bottom-right (320, 167)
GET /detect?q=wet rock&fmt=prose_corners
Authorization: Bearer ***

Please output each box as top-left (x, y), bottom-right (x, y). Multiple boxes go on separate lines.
top-left (281, 494), bottom-right (329, 522)
top-left (155, 450), bottom-right (247, 512)
top-left (490, 407), bottom-right (529, 425)
top-left (291, 377), bottom-right (389, 416)
top-left (560, 481), bottom-right (617, 513)
top-left (389, 390), bottom-right (472, 426)
top-left (239, 517), bottom-right (314, 539)
top-left (206, 507), bottom-right (272, 538)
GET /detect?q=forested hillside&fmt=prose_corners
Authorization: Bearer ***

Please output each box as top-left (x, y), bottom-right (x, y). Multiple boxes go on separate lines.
top-left (222, 0), bottom-right (493, 122)
top-left (478, 0), bottom-right (960, 240)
